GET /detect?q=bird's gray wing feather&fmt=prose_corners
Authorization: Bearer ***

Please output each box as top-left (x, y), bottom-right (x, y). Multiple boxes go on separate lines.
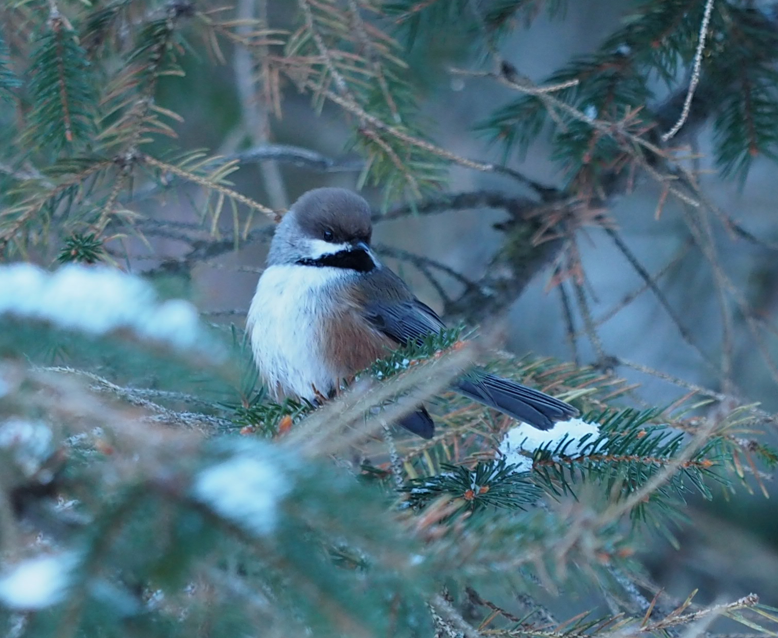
top-left (363, 300), bottom-right (444, 345)
top-left (358, 268), bottom-right (445, 345)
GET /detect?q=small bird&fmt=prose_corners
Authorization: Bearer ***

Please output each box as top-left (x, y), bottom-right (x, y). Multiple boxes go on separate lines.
top-left (248, 188), bottom-right (578, 439)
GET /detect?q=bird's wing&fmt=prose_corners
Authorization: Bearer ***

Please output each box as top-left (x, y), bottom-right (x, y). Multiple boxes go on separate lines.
top-left (363, 298), bottom-right (445, 345)
top-left (356, 268), bottom-right (446, 346)
top-left (354, 264), bottom-right (579, 431)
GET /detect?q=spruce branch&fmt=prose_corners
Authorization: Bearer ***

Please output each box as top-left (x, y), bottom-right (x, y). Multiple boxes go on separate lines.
top-left (310, 80), bottom-right (491, 171)
top-left (25, 13), bottom-right (97, 151)
top-left (287, 0), bottom-right (449, 198)
top-left (0, 157), bottom-right (114, 256)
top-left (98, 1), bottom-right (193, 154)
top-left (346, 0), bottom-right (401, 123)
top-left (140, 153), bottom-right (277, 220)
top-left (126, 144), bottom-right (365, 206)
top-left (379, 189), bottom-right (540, 222)
top-left (39, 366), bottom-right (234, 431)
top-left (402, 458), bottom-right (540, 513)
top-left (473, 62), bottom-right (702, 210)
top-left (281, 1), bottom-right (558, 197)
top-left (2, 316), bottom-right (776, 638)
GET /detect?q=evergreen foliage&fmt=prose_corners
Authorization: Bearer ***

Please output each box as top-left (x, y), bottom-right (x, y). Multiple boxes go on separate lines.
top-left (25, 18), bottom-right (98, 152)
top-left (1, 0), bottom-right (778, 254)
top-left (2, 294), bottom-right (777, 637)
top-left (402, 458), bottom-right (541, 512)
top-left (473, 1), bottom-right (778, 182)
top-left (56, 233), bottom-right (104, 264)
top-left (1, 1), bottom-right (778, 637)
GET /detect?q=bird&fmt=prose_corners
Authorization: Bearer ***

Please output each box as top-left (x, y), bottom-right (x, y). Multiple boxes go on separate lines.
top-left (247, 187), bottom-right (578, 439)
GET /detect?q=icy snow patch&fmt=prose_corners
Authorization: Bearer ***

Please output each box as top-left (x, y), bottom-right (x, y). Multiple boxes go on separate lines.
top-left (0, 418), bottom-right (53, 478)
top-left (500, 417), bottom-right (602, 472)
top-left (193, 454), bottom-right (291, 536)
top-left (0, 263), bottom-right (215, 356)
top-left (0, 553), bottom-right (78, 610)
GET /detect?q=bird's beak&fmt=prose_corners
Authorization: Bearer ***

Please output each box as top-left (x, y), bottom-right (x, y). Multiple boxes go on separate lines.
top-left (351, 240), bottom-right (370, 252)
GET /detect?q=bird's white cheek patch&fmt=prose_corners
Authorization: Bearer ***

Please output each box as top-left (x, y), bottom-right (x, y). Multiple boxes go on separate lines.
top-left (306, 238), bottom-right (351, 259)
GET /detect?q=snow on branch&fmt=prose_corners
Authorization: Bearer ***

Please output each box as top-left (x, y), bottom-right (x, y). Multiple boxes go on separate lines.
top-left (500, 417), bottom-right (602, 472)
top-left (0, 418), bottom-right (54, 478)
top-left (192, 443), bottom-right (294, 536)
top-left (0, 552), bottom-right (79, 610)
top-left (0, 263), bottom-right (220, 358)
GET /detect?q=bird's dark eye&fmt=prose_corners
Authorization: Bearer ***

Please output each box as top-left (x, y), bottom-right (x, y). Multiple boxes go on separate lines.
top-left (323, 229), bottom-right (334, 241)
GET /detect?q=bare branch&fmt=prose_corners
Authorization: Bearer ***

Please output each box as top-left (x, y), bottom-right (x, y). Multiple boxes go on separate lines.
top-left (233, 144), bottom-right (364, 172)
top-left (661, 0), bottom-right (716, 142)
top-left (378, 190), bottom-right (538, 223)
top-left (590, 238), bottom-right (694, 331)
top-left (127, 144), bottom-right (364, 205)
top-left (603, 226), bottom-right (716, 370)
top-left (569, 241), bottom-right (607, 363)
top-left (37, 367), bottom-right (234, 431)
top-left (234, 0), bottom-right (288, 209)
top-left (374, 242), bottom-right (482, 304)
top-left (557, 276), bottom-right (580, 366)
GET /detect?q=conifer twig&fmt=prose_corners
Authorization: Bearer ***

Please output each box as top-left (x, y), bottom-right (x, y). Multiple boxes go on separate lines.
top-left (38, 366), bottom-right (233, 431)
top-left (457, 63), bottom-right (704, 208)
top-left (661, 0), bottom-right (716, 142)
top-left (346, 0), bottom-right (400, 122)
top-left (587, 238), bottom-right (694, 331)
top-left (568, 241), bottom-right (607, 363)
top-left (295, 75), bottom-right (553, 194)
top-left (556, 276), bottom-right (580, 366)
top-left (603, 226), bottom-right (715, 371)
top-left (141, 154), bottom-right (278, 219)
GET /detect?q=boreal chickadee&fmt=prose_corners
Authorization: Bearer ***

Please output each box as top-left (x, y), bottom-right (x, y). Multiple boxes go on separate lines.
top-left (248, 187), bottom-right (578, 439)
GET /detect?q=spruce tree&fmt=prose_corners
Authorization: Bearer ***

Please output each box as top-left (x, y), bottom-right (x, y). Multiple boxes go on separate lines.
top-left (2, 1), bottom-right (778, 637)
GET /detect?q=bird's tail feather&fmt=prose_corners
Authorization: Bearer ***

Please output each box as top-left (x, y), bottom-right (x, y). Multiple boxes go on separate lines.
top-left (456, 372), bottom-right (578, 431)
top-left (397, 406), bottom-right (435, 439)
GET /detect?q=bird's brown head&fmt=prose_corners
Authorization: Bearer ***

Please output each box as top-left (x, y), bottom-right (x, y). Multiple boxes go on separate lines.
top-left (268, 188), bottom-right (375, 269)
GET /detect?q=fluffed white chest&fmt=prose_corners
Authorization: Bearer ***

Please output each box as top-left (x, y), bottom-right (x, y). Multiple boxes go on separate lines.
top-left (247, 264), bottom-right (345, 401)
